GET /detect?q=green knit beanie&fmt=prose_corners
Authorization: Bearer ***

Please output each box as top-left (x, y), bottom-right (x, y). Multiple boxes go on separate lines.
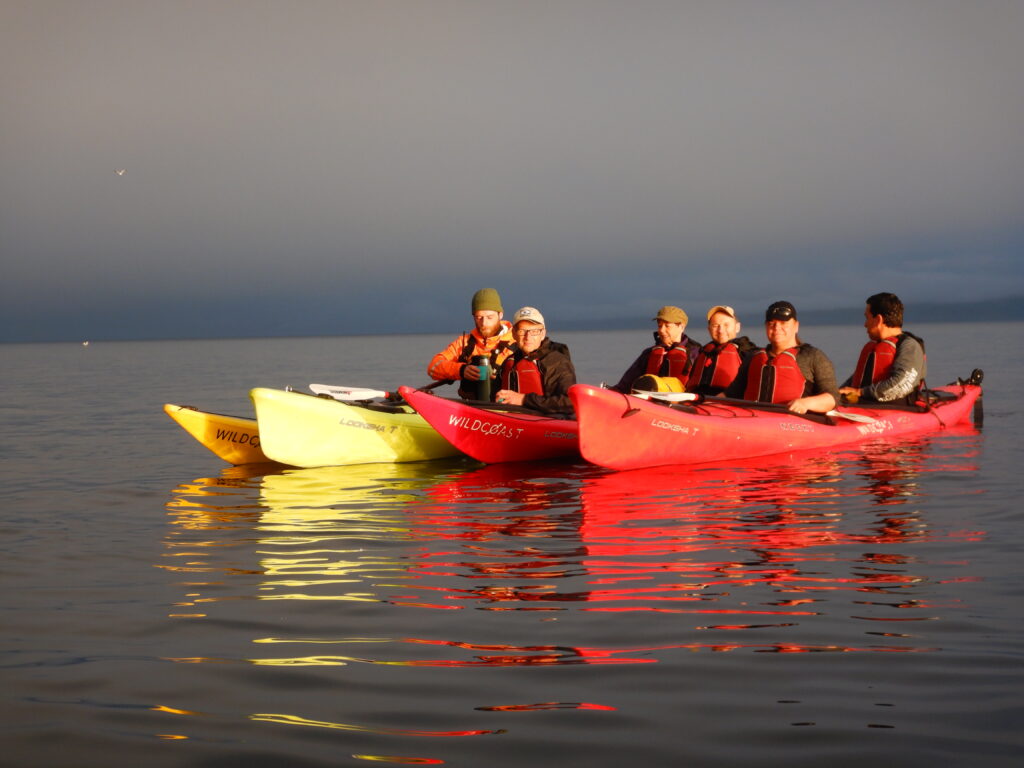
top-left (471, 288), bottom-right (503, 314)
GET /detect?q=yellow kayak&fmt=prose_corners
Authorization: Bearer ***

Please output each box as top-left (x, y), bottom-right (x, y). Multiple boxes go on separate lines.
top-left (250, 388), bottom-right (462, 468)
top-left (163, 403), bottom-right (271, 465)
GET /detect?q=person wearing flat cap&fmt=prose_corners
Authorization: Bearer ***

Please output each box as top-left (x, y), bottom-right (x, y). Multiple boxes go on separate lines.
top-left (428, 288), bottom-right (514, 400)
top-left (685, 305), bottom-right (759, 396)
top-left (609, 305), bottom-right (701, 393)
top-left (493, 306), bottom-right (576, 414)
top-left (725, 300), bottom-right (839, 414)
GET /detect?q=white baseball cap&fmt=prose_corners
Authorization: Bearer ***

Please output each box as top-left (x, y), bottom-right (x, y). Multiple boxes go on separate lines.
top-left (512, 306), bottom-right (546, 326)
top-left (706, 305), bottom-right (737, 321)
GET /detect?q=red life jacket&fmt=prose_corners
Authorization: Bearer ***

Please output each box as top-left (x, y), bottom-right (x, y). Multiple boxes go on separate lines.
top-left (645, 346), bottom-right (691, 380)
top-left (743, 348), bottom-right (806, 403)
top-left (851, 338), bottom-right (900, 388)
top-left (500, 356), bottom-right (544, 396)
top-left (687, 341), bottom-right (743, 392)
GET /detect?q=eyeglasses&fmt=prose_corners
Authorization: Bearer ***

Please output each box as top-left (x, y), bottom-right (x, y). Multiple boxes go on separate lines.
top-left (514, 328), bottom-right (545, 338)
top-left (766, 307), bottom-right (795, 321)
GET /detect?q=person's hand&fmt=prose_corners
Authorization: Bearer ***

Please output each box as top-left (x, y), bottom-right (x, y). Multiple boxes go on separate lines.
top-left (787, 392), bottom-right (836, 414)
top-left (838, 386), bottom-right (861, 403)
top-left (463, 364), bottom-right (482, 381)
top-left (495, 389), bottom-right (525, 406)
top-left (787, 397), bottom-right (812, 414)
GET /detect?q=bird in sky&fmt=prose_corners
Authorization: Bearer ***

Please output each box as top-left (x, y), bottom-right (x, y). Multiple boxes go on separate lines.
top-left (115, 169), bottom-right (126, 176)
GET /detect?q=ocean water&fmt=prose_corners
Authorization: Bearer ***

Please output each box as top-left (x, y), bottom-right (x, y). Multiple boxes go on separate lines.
top-left (2, 323), bottom-right (1022, 767)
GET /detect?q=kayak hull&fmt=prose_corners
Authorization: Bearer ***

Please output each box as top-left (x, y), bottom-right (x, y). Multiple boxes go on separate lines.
top-left (569, 383), bottom-right (982, 471)
top-left (251, 388), bottom-right (461, 468)
top-left (164, 403), bottom-right (270, 465)
top-left (399, 386), bottom-right (579, 463)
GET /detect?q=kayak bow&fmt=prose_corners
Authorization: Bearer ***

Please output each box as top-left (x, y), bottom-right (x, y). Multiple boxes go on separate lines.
top-left (164, 404), bottom-right (270, 465)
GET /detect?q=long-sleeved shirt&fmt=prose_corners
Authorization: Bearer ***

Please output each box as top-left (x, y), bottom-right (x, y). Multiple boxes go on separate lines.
top-left (501, 339), bottom-right (576, 414)
top-left (726, 343), bottom-right (840, 404)
top-left (843, 333), bottom-right (926, 403)
top-left (428, 322), bottom-right (514, 399)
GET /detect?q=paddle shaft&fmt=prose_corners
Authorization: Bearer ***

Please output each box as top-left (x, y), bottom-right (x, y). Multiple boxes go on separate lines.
top-left (309, 379), bottom-right (452, 401)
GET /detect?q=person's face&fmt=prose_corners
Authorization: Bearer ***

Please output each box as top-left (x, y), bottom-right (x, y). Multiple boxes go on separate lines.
top-left (863, 305), bottom-right (884, 341)
top-left (656, 319), bottom-right (685, 346)
top-left (765, 317), bottom-right (799, 351)
top-left (513, 321), bottom-right (545, 354)
top-left (474, 310), bottom-right (503, 338)
top-left (708, 312), bottom-right (739, 345)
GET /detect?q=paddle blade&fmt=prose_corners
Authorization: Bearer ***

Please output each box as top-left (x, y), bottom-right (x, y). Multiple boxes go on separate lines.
top-left (308, 383), bottom-right (388, 401)
top-left (826, 410), bottom-right (877, 424)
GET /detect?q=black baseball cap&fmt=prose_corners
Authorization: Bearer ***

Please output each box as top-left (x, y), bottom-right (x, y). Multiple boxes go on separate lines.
top-left (765, 301), bottom-right (797, 321)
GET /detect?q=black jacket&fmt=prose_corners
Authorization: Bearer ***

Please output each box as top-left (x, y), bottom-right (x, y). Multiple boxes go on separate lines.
top-left (502, 339), bottom-right (576, 414)
top-left (610, 333), bottom-right (701, 393)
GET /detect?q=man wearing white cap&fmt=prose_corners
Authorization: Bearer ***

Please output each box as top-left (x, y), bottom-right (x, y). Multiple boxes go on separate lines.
top-left (494, 307), bottom-right (576, 414)
top-left (686, 305), bottom-right (759, 395)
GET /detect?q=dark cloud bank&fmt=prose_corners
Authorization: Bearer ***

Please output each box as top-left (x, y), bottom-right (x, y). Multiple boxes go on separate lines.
top-left (2, 1), bottom-right (1022, 343)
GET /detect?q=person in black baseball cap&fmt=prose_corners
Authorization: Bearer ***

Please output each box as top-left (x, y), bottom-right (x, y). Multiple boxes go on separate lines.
top-left (725, 300), bottom-right (838, 414)
top-left (765, 300), bottom-right (797, 322)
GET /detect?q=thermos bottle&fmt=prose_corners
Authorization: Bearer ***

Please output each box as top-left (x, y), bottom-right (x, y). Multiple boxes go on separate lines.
top-left (472, 355), bottom-right (492, 402)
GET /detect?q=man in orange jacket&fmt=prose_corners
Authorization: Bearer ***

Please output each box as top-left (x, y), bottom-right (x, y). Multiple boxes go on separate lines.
top-left (427, 288), bottom-right (515, 400)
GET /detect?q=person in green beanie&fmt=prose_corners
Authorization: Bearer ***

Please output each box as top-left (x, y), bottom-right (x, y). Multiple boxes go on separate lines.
top-left (427, 288), bottom-right (515, 400)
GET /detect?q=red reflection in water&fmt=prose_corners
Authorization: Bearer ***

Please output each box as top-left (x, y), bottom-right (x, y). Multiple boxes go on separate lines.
top-left (164, 427), bottom-right (983, 666)
top-left (398, 432), bottom-right (983, 655)
top-left (397, 636), bottom-right (935, 664)
top-left (477, 702), bottom-right (616, 711)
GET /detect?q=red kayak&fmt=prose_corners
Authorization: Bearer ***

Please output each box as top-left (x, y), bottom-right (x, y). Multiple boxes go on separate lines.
top-left (398, 386), bottom-right (579, 463)
top-left (568, 381), bottom-right (982, 471)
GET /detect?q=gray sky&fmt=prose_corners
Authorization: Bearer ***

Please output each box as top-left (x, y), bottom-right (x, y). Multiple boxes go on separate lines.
top-left (2, 0), bottom-right (1023, 342)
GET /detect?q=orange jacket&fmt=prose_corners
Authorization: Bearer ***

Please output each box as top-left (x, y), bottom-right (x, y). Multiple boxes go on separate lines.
top-left (427, 322), bottom-right (515, 382)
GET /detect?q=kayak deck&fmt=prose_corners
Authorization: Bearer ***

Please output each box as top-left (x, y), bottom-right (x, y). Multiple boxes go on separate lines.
top-left (399, 386), bottom-right (579, 463)
top-left (569, 383), bottom-right (981, 471)
top-left (250, 387), bottom-right (461, 468)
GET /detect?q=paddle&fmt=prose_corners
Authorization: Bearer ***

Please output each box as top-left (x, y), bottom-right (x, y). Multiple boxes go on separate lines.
top-left (637, 390), bottom-right (877, 425)
top-left (309, 384), bottom-right (387, 400)
top-left (309, 380), bottom-right (451, 402)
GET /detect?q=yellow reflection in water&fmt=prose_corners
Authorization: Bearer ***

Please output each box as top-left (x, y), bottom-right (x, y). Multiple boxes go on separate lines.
top-left (250, 712), bottom-right (500, 737)
top-left (259, 462), bottom-right (455, 518)
top-left (163, 461), bottom-right (469, 613)
top-left (252, 463), bottom-right (467, 604)
top-left (151, 703), bottom-right (203, 741)
top-left (151, 704), bottom-right (203, 716)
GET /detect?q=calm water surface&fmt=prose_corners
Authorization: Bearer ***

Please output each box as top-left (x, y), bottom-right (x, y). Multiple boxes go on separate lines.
top-left (2, 324), bottom-right (1022, 767)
